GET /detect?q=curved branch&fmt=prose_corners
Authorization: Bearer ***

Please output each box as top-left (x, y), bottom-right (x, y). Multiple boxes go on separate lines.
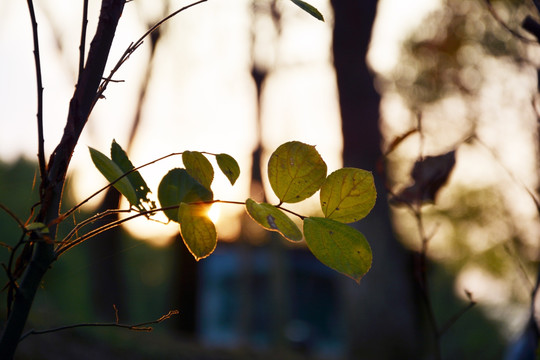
top-left (93, 0), bottom-right (208, 110)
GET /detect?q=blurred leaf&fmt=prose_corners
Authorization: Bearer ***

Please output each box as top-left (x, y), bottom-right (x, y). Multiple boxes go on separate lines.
top-left (393, 150), bottom-right (456, 206)
top-left (245, 198), bottom-right (303, 241)
top-left (89, 147), bottom-right (138, 207)
top-left (182, 151), bottom-right (214, 190)
top-left (178, 203), bottom-right (217, 261)
top-left (290, 0), bottom-right (324, 21)
top-left (216, 153), bottom-right (240, 185)
top-left (268, 141), bottom-right (327, 204)
top-left (320, 168), bottom-right (376, 223)
top-left (110, 140), bottom-right (154, 211)
top-left (157, 168), bottom-right (213, 223)
top-left (25, 222), bottom-right (48, 234)
top-left (303, 217), bottom-right (372, 283)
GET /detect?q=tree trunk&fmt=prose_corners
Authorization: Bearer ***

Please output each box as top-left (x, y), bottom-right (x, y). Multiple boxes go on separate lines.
top-left (331, 1), bottom-right (425, 358)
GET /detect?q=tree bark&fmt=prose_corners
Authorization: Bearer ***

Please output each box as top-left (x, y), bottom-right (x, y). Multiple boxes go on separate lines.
top-left (331, 1), bottom-right (424, 358)
top-left (0, 1), bottom-right (125, 358)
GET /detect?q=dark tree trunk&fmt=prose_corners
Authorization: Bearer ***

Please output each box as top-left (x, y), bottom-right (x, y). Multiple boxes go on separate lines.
top-left (331, 1), bottom-right (425, 358)
top-left (87, 188), bottom-right (126, 320)
top-left (170, 235), bottom-right (199, 335)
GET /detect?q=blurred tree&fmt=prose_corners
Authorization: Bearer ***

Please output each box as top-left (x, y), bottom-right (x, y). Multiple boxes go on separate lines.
top-left (330, 1), bottom-right (424, 358)
top-left (376, 0), bottom-right (539, 357)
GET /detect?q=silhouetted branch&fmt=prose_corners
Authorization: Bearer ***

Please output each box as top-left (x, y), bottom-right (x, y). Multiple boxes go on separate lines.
top-left (94, 0), bottom-right (208, 111)
top-left (0, 203), bottom-right (25, 231)
top-left (25, 0), bottom-right (46, 188)
top-left (485, 0), bottom-right (535, 43)
top-left (78, 0), bottom-right (89, 82)
top-left (57, 152), bottom-right (183, 223)
top-left (438, 291), bottom-right (476, 336)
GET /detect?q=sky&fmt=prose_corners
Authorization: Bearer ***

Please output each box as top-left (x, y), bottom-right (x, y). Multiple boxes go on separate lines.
top-left (0, 0), bottom-right (440, 241)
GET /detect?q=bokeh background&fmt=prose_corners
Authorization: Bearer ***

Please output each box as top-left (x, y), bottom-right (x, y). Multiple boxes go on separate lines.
top-left (2, 0), bottom-right (540, 359)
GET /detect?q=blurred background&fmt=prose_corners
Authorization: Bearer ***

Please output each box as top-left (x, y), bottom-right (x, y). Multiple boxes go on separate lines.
top-left (1, 0), bottom-right (540, 359)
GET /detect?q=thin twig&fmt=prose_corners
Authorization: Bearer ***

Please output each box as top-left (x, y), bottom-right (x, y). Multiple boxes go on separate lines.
top-left (438, 293), bottom-right (476, 336)
top-left (55, 199), bottom-right (246, 257)
top-left (55, 152), bottom-right (183, 225)
top-left (93, 0), bottom-right (208, 110)
top-left (78, 0), bottom-right (89, 82)
top-left (57, 208), bottom-right (133, 246)
top-left (485, 0), bottom-right (536, 43)
top-left (25, 0), bottom-right (47, 186)
top-left (0, 203), bottom-right (26, 230)
top-left (19, 310), bottom-right (179, 342)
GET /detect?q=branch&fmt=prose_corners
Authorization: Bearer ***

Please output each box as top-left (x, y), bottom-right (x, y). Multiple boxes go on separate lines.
top-left (56, 152), bottom-right (183, 224)
top-left (57, 208), bottom-right (132, 245)
top-left (485, 0), bottom-right (535, 43)
top-left (0, 203), bottom-right (26, 231)
top-left (438, 291), bottom-right (476, 336)
top-left (93, 0), bottom-right (208, 110)
top-left (55, 200), bottom-right (246, 257)
top-left (19, 310), bottom-right (179, 342)
top-left (77, 0), bottom-right (89, 82)
top-left (25, 0), bottom-right (47, 188)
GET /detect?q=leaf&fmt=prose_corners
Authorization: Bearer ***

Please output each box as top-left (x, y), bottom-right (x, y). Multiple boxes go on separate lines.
top-left (157, 168), bottom-right (213, 223)
top-left (25, 222), bottom-right (49, 234)
top-left (110, 140), bottom-right (154, 211)
top-left (89, 147), bottom-right (138, 207)
top-left (303, 217), bottom-right (372, 283)
top-left (290, 0), bottom-right (324, 21)
top-left (268, 141), bottom-right (327, 204)
top-left (245, 198), bottom-right (303, 241)
top-left (182, 151), bottom-right (214, 190)
top-left (320, 168), bottom-right (377, 223)
top-left (392, 150), bottom-right (456, 206)
top-left (178, 203), bottom-right (217, 261)
top-left (216, 153), bottom-right (240, 185)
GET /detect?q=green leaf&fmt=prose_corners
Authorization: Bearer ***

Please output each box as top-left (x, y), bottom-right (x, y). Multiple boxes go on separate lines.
top-left (157, 168), bottom-right (213, 223)
top-left (216, 153), bottom-right (240, 185)
top-left (268, 141), bottom-right (327, 204)
top-left (290, 0), bottom-right (324, 21)
top-left (89, 147), bottom-right (138, 207)
top-left (182, 151), bottom-right (214, 190)
top-left (25, 222), bottom-right (49, 234)
top-left (303, 217), bottom-right (372, 283)
top-left (178, 203), bottom-right (217, 261)
top-left (245, 198), bottom-right (303, 241)
top-left (320, 168), bottom-right (376, 223)
top-left (110, 140), bottom-right (154, 211)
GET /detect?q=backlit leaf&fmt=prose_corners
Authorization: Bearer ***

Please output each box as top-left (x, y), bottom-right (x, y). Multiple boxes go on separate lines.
top-left (320, 168), bottom-right (376, 223)
top-left (290, 0), bottom-right (324, 21)
top-left (268, 141), bottom-right (327, 204)
top-left (303, 217), bottom-right (372, 283)
top-left (89, 147), bottom-right (138, 207)
top-left (110, 140), bottom-right (154, 211)
top-left (245, 198), bottom-right (303, 241)
top-left (178, 203), bottom-right (217, 261)
top-left (216, 153), bottom-right (240, 185)
top-left (182, 151), bottom-right (214, 190)
top-left (157, 168), bottom-right (213, 223)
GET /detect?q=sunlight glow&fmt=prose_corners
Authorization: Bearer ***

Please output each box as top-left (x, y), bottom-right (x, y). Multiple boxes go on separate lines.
top-left (208, 203), bottom-right (221, 224)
